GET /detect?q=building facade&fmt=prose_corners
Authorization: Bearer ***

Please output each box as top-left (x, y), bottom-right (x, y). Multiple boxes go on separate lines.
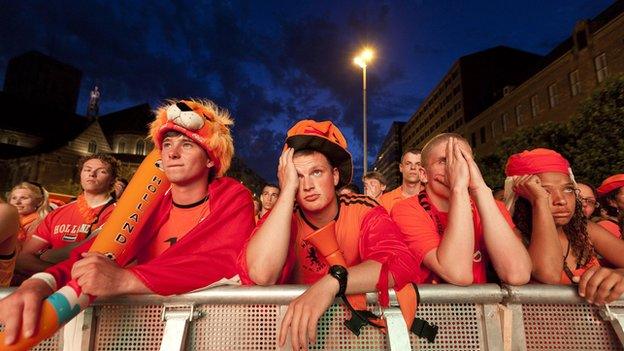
top-left (464, 1), bottom-right (624, 156)
top-left (373, 121), bottom-right (404, 190)
top-left (402, 46), bottom-right (542, 150)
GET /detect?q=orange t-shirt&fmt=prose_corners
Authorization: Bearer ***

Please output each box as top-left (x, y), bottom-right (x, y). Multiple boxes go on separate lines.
top-left (378, 187), bottom-right (406, 213)
top-left (560, 256), bottom-right (600, 285)
top-left (597, 220), bottom-right (621, 239)
top-left (143, 200), bottom-right (211, 261)
top-left (392, 193), bottom-right (515, 283)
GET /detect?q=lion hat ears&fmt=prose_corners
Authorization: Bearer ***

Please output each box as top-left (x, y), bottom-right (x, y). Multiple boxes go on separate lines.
top-left (150, 99), bottom-right (234, 177)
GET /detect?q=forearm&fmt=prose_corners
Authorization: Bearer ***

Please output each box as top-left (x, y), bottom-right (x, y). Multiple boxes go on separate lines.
top-left (473, 188), bottom-right (531, 284)
top-left (527, 199), bottom-right (563, 283)
top-left (344, 260), bottom-right (396, 294)
top-left (16, 253), bottom-right (54, 274)
top-left (435, 189), bottom-right (474, 283)
top-left (245, 191), bottom-right (296, 285)
top-left (115, 269), bottom-right (153, 295)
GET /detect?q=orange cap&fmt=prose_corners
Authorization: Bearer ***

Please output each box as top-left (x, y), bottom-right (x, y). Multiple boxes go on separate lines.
top-left (285, 120), bottom-right (352, 188)
top-left (597, 174), bottom-right (624, 196)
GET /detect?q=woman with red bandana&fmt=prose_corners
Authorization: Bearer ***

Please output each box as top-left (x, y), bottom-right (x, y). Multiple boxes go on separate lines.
top-left (505, 148), bottom-right (624, 304)
top-left (596, 174), bottom-right (624, 239)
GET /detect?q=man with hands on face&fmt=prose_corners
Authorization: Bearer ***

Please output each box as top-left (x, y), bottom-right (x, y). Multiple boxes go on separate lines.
top-left (0, 99), bottom-right (255, 346)
top-left (505, 148), bottom-right (624, 305)
top-left (392, 133), bottom-right (532, 285)
top-left (239, 120), bottom-right (423, 350)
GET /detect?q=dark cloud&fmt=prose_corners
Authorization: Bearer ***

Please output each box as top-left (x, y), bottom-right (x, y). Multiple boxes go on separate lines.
top-left (0, 0), bottom-right (615, 182)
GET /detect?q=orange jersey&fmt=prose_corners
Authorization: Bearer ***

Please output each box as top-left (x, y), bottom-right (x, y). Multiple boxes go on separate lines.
top-left (142, 199), bottom-right (211, 261)
top-left (378, 187), bottom-right (408, 213)
top-left (239, 194), bottom-right (424, 289)
top-left (392, 191), bottom-right (515, 283)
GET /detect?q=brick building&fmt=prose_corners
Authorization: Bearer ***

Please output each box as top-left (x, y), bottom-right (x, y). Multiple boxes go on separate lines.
top-left (464, 0), bottom-right (624, 156)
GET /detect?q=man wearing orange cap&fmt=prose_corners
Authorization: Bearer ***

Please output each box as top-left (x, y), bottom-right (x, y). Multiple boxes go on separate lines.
top-left (240, 120), bottom-right (423, 349)
top-left (0, 100), bottom-right (255, 346)
top-left (379, 148), bottom-right (425, 212)
top-left (392, 133), bottom-right (532, 285)
top-left (505, 148), bottom-right (624, 304)
top-left (597, 174), bottom-right (624, 239)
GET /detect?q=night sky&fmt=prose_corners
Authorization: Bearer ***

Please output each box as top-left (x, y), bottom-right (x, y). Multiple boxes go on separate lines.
top-left (0, 0), bottom-right (614, 183)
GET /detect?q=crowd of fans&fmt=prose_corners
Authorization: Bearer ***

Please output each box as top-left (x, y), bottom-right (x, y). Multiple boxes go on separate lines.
top-left (0, 99), bottom-right (622, 347)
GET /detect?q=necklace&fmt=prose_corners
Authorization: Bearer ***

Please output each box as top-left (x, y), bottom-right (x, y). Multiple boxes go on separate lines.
top-left (172, 195), bottom-right (209, 209)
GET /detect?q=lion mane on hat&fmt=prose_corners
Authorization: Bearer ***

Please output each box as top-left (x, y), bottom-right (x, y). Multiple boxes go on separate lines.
top-left (149, 99), bottom-right (234, 177)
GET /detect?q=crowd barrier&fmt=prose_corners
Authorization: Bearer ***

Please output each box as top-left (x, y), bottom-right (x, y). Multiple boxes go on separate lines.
top-left (1, 284), bottom-right (623, 350)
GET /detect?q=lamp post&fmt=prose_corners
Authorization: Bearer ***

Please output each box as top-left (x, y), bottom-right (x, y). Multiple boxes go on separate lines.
top-left (353, 48), bottom-right (374, 176)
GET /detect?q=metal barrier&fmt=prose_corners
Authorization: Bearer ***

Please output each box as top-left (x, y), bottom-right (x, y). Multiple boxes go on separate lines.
top-left (1, 284), bottom-right (623, 350)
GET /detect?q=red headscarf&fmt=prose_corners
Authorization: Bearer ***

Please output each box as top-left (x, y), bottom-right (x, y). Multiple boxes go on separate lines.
top-left (597, 174), bottom-right (624, 196)
top-left (505, 148), bottom-right (570, 176)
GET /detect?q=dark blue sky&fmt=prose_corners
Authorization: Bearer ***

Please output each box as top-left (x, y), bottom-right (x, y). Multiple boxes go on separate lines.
top-left (0, 0), bottom-right (614, 182)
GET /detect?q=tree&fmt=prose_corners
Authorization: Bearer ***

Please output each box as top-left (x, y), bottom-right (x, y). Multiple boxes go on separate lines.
top-left (567, 76), bottom-right (624, 185)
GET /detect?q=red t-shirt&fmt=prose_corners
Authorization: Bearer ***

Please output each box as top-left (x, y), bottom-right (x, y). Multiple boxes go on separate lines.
top-left (392, 193), bottom-right (515, 283)
top-left (33, 199), bottom-right (115, 249)
top-left (142, 200), bottom-right (211, 261)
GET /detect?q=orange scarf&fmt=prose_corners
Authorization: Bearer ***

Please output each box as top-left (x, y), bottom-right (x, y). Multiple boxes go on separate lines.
top-left (76, 194), bottom-right (100, 223)
top-left (17, 212), bottom-right (39, 242)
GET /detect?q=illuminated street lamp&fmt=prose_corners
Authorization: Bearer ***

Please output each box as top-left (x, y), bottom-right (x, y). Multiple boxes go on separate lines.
top-left (353, 48), bottom-right (374, 175)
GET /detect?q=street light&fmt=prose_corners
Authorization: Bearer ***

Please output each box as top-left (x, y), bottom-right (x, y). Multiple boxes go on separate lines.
top-left (353, 47), bottom-right (374, 176)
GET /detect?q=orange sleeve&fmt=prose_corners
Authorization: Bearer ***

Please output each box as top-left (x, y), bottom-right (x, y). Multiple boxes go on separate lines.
top-left (391, 198), bottom-right (440, 260)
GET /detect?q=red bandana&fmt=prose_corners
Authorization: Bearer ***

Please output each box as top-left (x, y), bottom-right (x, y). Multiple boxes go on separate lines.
top-left (505, 148), bottom-right (570, 176)
top-left (597, 174), bottom-right (624, 196)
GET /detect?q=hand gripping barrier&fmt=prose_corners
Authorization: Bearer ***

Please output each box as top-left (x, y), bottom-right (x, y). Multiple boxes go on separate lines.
top-left (0, 149), bottom-right (170, 350)
top-left (303, 221), bottom-right (427, 338)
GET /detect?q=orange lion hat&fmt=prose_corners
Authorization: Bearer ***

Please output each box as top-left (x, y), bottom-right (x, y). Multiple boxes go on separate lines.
top-left (150, 99), bottom-right (234, 177)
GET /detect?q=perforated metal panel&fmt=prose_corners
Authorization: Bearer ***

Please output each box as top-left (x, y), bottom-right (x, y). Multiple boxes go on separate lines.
top-left (30, 333), bottom-right (60, 351)
top-left (411, 303), bottom-right (483, 350)
top-left (188, 304), bottom-right (279, 350)
top-left (307, 304), bottom-right (386, 350)
top-left (94, 304), bottom-right (164, 350)
top-left (523, 303), bottom-right (623, 350)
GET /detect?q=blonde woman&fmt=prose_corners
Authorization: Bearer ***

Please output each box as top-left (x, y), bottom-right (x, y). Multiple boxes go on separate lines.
top-left (8, 182), bottom-right (50, 242)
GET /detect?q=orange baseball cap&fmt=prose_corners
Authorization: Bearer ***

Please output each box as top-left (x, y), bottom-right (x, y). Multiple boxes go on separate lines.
top-left (285, 120), bottom-right (352, 188)
top-left (597, 174), bottom-right (624, 196)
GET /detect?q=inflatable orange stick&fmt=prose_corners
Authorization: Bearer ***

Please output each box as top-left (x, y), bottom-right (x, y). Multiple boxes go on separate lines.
top-left (0, 149), bottom-right (170, 350)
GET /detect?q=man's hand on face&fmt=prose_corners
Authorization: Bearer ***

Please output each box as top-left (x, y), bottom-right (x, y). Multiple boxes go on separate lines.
top-left (513, 175), bottom-right (550, 205)
top-left (71, 252), bottom-right (132, 297)
top-left (278, 148), bottom-right (299, 196)
top-left (278, 275), bottom-right (339, 350)
top-left (460, 146), bottom-right (489, 193)
top-left (0, 279), bottom-right (53, 345)
top-left (575, 266), bottom-right (624, 305)
top-left (445, 137), bottom-right (470, 192)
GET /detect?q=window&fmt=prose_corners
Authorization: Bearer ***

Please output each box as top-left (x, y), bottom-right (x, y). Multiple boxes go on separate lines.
top-left (548, 83), bottom-right (558, 108)
top-left (88, 140), bottom-right (97, 154)
top-left (135, 140), bottom-right (145, 155)
top-left (575, 31), bottom-right (587, 50)
top-left (490, 120), bottom-right (497, 138)
top-left (569, 70), bottom-right (581, 96)
top-left (531, 95), bottom-right (539, 117)
top-left (595, 53), bottom-right (608, 83)
top-left (515, 105), bottom-right (524, 126)
top-left (470, 132), bottom-right (476, 148)
top-left (502, 113), bottom-right (509, 133)
top-left (117, 139), bottom-right (126, 153)
top-left (6, 135), bottom-right (18, 145)
top-left (480, 126), bottom-right (486, 144)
